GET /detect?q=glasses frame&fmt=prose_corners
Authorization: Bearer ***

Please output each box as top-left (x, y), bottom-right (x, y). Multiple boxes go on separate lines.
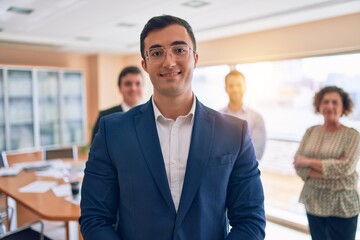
top-left (145, 43), bottom-right (196, 65)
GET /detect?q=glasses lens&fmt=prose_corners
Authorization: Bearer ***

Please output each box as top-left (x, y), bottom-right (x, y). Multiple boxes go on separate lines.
top-left (171, 45), bottom-right (190, 57)
top-left (147, 48), bottom-right (165, 64)
top-left (146, 44), bottom-right (191, 64)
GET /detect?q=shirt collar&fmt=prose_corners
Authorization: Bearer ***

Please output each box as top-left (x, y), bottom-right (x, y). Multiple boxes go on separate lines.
top-left (226, 105), bottom-right (247, 114)
top-left (152, 94), bottom-right (196, 122)
top-left (121, 102), bottom-right (131, 112)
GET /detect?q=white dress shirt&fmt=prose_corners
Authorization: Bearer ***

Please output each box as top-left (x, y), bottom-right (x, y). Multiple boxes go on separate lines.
top-left (121, 102), bottom-right (131, 112)
top-left (152, 96), bottom-right (196, 211)
top-left (220, 106), bottom-right (266, 160)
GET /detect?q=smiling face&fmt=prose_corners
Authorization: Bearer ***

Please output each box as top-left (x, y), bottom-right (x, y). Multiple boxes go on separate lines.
top-left (319, 91), bottom-right (344, 123)
top-left (141, 24), bottom-right (198, 99)
top-left (119, 73), bottom-right (143, 107)
top-left (225, 75), bottom-right (246, 105)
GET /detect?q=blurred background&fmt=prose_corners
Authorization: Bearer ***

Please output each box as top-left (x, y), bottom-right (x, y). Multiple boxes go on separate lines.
top-left (0, 0), bottom-right (360, 239)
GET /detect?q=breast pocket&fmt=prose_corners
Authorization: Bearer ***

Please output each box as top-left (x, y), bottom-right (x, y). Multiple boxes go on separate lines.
top-left (207, 154), bottom-right (234, 167)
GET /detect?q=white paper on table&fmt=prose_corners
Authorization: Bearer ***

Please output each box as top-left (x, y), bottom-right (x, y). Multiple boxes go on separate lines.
top-left (47, 160), bottom-right (71, 169)
top-left (0, 167), bottom-right (22, 177)
top-left (18, 180), bottom-right (57, 193)
top-left (52, 183), bottom-right (71, 197)
top-left (36, 169), bottom-right (66, 178)
top-left (12, 160), bottom-right (68, 171)
top-left (12, 160), bottom-right (44, 168)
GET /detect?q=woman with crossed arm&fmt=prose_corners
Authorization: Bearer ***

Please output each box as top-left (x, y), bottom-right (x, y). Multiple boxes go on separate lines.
top-left (294, 86), bottom-right (360, 240)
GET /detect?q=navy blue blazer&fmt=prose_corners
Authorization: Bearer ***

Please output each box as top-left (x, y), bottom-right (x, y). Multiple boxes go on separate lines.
top-left (80, 99), bottom-right (265, 240)
top-left (91, 105), bottom-right (123, 143)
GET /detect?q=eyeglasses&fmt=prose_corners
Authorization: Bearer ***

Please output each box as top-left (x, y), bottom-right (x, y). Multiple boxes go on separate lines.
top-left (145, 44), bottom-right (195, 64)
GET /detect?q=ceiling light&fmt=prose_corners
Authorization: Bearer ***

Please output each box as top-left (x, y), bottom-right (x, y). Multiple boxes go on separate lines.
top-left (116, 22), bottom-right (136, 28)
top-left (7, 6), bottom-right (34, 15)
top-left (182, 0), bottom-right (210, 8)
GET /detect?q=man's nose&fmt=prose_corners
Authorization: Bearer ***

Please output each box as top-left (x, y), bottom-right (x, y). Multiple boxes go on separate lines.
top-left (162, 51), bottom-right (176, 67)
top-left (128, 84), bottom-right (139, 91)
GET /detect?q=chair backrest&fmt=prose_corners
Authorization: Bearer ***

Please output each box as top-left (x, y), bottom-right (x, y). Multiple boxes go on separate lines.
top-left (43, 145), bottom-right (78, 161)
top-left (0, 152), bottom-right (8, 168)
top-left (0, 220), bottom-right (45, 240)
top-left (0, 152), bottom-right (10, 232)
top-left (5, 150), bottom-right (43, 167)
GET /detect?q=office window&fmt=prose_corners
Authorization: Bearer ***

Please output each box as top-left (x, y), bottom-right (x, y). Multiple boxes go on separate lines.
top-left (235, 53), bottom-right (360, 141)
top-left (193, 65), bottom-right (230, 111)
top-left (193, 52), bottom-right (360, 230)
top-left (194, 53), bottom-right (360, 141)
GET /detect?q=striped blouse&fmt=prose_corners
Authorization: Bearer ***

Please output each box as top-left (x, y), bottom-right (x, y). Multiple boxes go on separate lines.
top-left (295, 125), bottom-right (360, 218)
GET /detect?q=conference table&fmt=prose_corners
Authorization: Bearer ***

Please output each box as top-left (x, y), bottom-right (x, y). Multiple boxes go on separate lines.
top-left (0, 160), bottom-right (84, 240)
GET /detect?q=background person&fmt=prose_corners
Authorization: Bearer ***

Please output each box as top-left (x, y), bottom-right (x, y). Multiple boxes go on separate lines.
top-left (80, 15), bottom-right (265, 240)
top-left (220, 70), bottom-right (266, 160)
top-left (91, 66), bottom-right (144, 143)
top-left (294, 86), bottom-right (360, 240)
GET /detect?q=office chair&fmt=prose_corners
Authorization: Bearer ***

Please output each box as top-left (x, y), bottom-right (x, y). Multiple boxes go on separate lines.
top-left (0, 153), bottom-right (51, 239)
top-left (0, 220), bottom-right (53, 240)
top-left (4, 150), bottom-right (43, 167)
top-left (0, 205), bottom-right (13, 238)
top-left (43, 145), bottom-right (78, 161)
top-left (0, 152), bottom-right (8, 168)
top-left (0, 151), bottom-right (11, 234)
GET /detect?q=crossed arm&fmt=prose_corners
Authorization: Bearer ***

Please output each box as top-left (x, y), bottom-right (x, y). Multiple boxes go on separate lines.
top-left (294, 131), bottom-right (360, 180)
top-left (294, 155), bottom-right (327, 179)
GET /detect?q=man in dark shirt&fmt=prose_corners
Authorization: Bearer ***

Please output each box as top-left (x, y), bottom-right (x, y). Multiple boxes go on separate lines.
top-left (91, 66), bottom-right (144, 143)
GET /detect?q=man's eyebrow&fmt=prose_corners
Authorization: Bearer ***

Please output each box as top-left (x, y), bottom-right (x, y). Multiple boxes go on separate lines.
top-left (148, 41), bottom-right (188, 49)
top-left (148, 44), bottom-right (162, 49)
top-left (171, 41), bottom-right (187, 46)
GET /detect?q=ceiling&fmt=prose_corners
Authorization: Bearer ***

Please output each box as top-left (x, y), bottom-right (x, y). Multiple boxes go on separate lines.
top-left (0, 0), bottom-right (359, 55)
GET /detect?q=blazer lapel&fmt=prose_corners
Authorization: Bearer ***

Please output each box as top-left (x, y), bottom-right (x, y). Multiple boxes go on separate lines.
top-left (175, 100), bottom-right (215, 227)
top-left (134, 100), bottom-right (176, 213)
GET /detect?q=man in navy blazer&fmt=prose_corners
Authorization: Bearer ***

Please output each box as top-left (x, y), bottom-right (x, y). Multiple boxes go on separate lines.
top-left (90, 66), bottom-right (144, 144)
top-left (80, 15), bottom-right (265, 240)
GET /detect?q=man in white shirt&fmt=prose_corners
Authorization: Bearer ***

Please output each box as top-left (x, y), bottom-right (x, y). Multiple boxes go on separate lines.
top-left (80, 15), bottom-right (265, 240)
top-left (220, 70), bottom-right (267, 160)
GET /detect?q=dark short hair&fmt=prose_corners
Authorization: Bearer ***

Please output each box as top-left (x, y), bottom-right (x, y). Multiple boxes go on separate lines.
top-left (313, 86), bottom-right (353, 116)
top-left (118, 66), bottom-right (143, 87)
top-left (140, 15), bottom-right (196, 61)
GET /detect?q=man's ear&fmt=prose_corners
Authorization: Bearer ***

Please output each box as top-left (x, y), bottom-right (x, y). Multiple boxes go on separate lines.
top-left (118, 85), bottom-right (122, 95)
top-left (194, 52), bottom-right (199, 68)
top-left (141, 59), bottom-right (148, 72)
